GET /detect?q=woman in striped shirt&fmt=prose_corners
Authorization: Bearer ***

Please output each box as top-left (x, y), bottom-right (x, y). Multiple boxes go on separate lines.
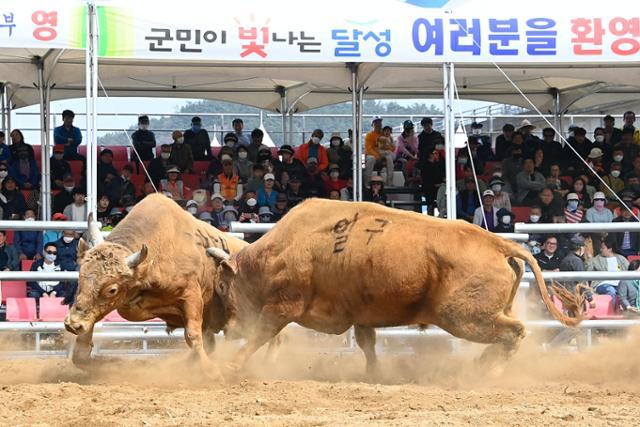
top-left (564, 192), bottom-right (584, 223)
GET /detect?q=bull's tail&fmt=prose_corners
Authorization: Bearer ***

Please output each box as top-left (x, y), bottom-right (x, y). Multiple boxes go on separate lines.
top-left (503, 242), bottom-right (583, 327)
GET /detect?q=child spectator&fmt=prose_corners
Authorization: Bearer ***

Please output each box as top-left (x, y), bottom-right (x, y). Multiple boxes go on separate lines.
top-left (0, 230), bottom-right (19, 271)
top-left (96, 195), bottom-right (112, 224)
top-left (14, 209), bottom-right (43, 260)
top-left (364, 175), bottom-right (387, 206)
top-left (63, 187), bottom-right (87, 221)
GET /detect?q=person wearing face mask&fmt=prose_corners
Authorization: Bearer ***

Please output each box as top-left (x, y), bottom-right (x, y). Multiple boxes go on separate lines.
top-left (214, 158), bottom-right (243, 203)
top-left (0, 131), bottom-right (9, 163)
top-left (322, 164), bottom-right (347, 194)
top-left (257, 173), bottom-right (279, 210)
top-left (9, 145), bottom-right (40, 190)
top-left (600, 162), bottom-right (625, 201)
top-left (257, 206), bottom-right (274, 224)
top-left (232, 118), bottom-right (251, 147)
top-left (130, 115), bottom-right (156, 162)
top-left (169, 130), bottom-right (193, 173)
top-left (615, 127), bottom-right (640, 170)
top-left (185, 200), bottom-right (199, 217)
top-left (27, 243), bottom-right (67, 299)
top-left (295, 129), bottom-right (329, 173)
top-left (183, 116), bottom-right (212, 161)
top-left (55, 229), bottom-right (79, 271)
top-left (494, 208), bottom-right (515, 233)
top-left (469, 122), bottom-right (494, 163)
top-left (563, 192), bottom-right (584, 224)
top-left (592, 127), bottom-right (609, 157)
top-left (13, 209), bottom-right (43, 261)
top-left (0, 176), bottom-right (26, 219)
top-left (52, 174), bottom-right (75, 214)
top-left (50, 145), bottom-right (71, 190)
top-left (585, 191), bottom-right (613, 223)
top-left (148, 144), bottom-right (172, 188)
top-left (326, 133), bottom-right (352, 179)
top-left (233, 145), bottom-right (253, 182)
top-left (487, 176), bottom-right (511, 210)
top-left (110, 164), bottom-right (137, 206)
top-left (222, 132), bottom-right (238, 152)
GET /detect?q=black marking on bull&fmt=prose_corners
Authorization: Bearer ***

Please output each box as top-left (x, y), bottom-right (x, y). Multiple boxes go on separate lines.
top-left (332, 212), bottom-right (359, 253)
top-left (365, 218), bottom-right (390, 245)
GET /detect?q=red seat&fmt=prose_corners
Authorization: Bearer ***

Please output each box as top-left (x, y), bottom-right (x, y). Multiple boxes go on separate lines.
top-left (270, 148), bottom-right (278, 158)
top-left (193, 161), bottom-right (210, 175)
top-left (5, 297), bottom-right (37, 321)
top-left (32, 145), bottom-right (42, 163)
top-left (38, 297), bottom-right (68, 321)
top-left (78, 145), bottom-right (87, 157)
top-left (68, 160), bottom-right (83, 178)
top-left (105, 146), bottom-right (128, 161)
top-left (182, 174), bottom-right (201, 190)
top-left (212, 147), bottom-right (222, 158)
top-left (112, 161), bottom-right (133, 173)
top-left (21, 259), bottom-right (35, 271)
top-left (511, 206), bottom-right (530, 223)
top-left (1, 281), bottom-right (27, 304)
top-left (585, 295), bottom-right (624, 320)
top-left (559, 176), bottom-right (573, 187)
top-left (129, 174), bottom-right (146, 193)
top-left (5, 230), bottom-right (14, 244)
top-left (21, 190), bottom-right (32, 201)
top-left (628, 255), bottom-right (640, 262)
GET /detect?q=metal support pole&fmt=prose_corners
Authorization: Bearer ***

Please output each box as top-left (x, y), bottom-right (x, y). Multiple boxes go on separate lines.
top-left (5, 88), bottom-right (11, 133)
top-left (85, 1), bottom-right (99, 218)
top-left (288, 111), bottom-right (294, 147)
top-left (277, 86), bottom-right (287, 146)
top-left (350, 65), bottom-right (360, 202)
top-left (443, 63), bottom-right (457, 219)
top-left (554, 89), bottom-right (563, 135)
top-left (357, 86), bottom-right (364, 201)
top-left (0, 84), bottom-right (6, 137)
top-left (43, 84), bottom-right (52, 219)
top-left (36, 59), bottom-right (51, 220)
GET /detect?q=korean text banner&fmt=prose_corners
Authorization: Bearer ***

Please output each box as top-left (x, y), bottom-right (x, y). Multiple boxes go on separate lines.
top-left (0, 0), bottom-right (85, 50)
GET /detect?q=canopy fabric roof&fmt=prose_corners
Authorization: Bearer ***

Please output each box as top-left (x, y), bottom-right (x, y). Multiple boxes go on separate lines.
top-left (1, 47), bottom-right (639, 114)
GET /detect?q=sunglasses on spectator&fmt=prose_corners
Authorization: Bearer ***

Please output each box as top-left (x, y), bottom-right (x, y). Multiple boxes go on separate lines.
top-left (372, 182), bottom-right (382, 185)
top-left (45, 250), bottom-right (57, 255)
top-left (0, 168), bottom-right (7, 172)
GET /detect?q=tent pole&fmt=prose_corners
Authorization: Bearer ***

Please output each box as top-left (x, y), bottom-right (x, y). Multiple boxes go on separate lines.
top-left (554, 89), bottom-right (562, 135)
top-left (43, 83), bottom-right (52, 220)
top-left (350, 65), bottom-right (359, 202)
top-left (37, 59), bottom-right (50, 220)
top-left (0, 84), bottom-right (5, 137)
top-left (279, 88), bottom-right (287, 146)
top-left (85, 1), bottom-right (98, 218)
top-left (357, 85), bottom-right (364, 200)
top-left (5, 88), bottom-right (11, 134)
top-left (288, 111), bottom-right (294, 147)
top-left (443, 63), bottom-right (457, 220)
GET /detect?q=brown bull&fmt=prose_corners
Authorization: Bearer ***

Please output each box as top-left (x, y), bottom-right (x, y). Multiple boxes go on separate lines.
top-left (64, 194), bottom-right (246, 376)
top-left (207, 199), bottom-right (581, 374)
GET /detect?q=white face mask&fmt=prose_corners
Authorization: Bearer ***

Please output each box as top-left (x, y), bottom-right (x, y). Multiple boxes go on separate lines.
top-left (246, 198), bottom-right (257, 207)
top-left (611, 170), bottom-right (621, 178)
top-left (63, 236), bottom-right (74, 244)
top-left (238, 152), bottom-right (248, 159)
top-left (568, 131), bottom-right (575, 138)
top-left (44, 253), bottom-right (56, 262)
top-left (501, 215), bottom-right (512, 225)
top-left (595, 135), bottom-right (605, 143)
top-left (492, 171), bottom-right (502, 178)
top-left (176, 137), bottom-right (184, 144)
top-left (311, 136), bottom-right (321, 144)
top-left (330, 171), bottom-right (339, 179)
top-left (0, 171), bottom-right (7, 178)
top-left (613, 155), bottom-right (624, 162)
top-left (491, 184), bottom-right (501, 193)
top-left (24, 217), bottom-right (35, 221)
top-left (529, 215), bottom-right (540, 223)
top-left (64, 185), bottom-right (74, 192)
top-left (160, 152), bottom-right (171, 160)
top-left (139, 124), bottom-right (149, 131)
top-left (187, 207), bottom-right (198, 214)
top-left (471, 128), bottom-right (481, 135)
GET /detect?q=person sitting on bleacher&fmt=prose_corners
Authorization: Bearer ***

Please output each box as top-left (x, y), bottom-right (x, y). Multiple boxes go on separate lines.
top-left (585, 191), bottom-right (613, 223)
top-left (53, 110), bottom-right (83, 161)
top-left (256, 145), bottom-right (276, 175)
top-left (275, 145), bottom-right (307, 184)
top-left (488, 176), bottom-right (511, 210)
top-left (9, 145), bottom-right (40, 191)
top-left (586, 235), bottom-right (629, 307)
top-left (618, 260), bottom-right (640, 315)
top-left (62, 187), bottom-right (87, 222)
top-left (55, 230), bottom-right (78, 271)
top-left (0, 230), bottom-right (19, 271)
top-left (109, 164), bottom-right (136, 206)
top-left (160, 166), bottom-right (191, 202)
top-left (516, 157), bottom-right (546, 206)
top-left (43, 213), bottom-right (67, 245)
top-left (214, 158), bottom-right (243, 204)
top-left (130, 115), bottom-right (156, 162)
top-left (257, 173), bottom-right (279, 210)
top-left (556, 235), bottom-right (595, 310)
top-left (0, 131), bottom-right (9, 163)
top-left (169, 130), bottom-right (194, 174)
top-left (0, 177), bottom-right (26, 219)
top-left (247, 128), bottom-right (265, 164)
top-left (50, 145), bottom-right (71, 190)
top-left (184, 116), bottom-right (212, 161)
top-left (147, 144), bottom-right (172, 188)
top-left (14, 209), bottom-right (42, 261)
top-left (97, 148), bottom-right (118, 195)
top-left (493, 208), bottom-right (515, 233)
top-left (9, 129), bottom-right (35, 161)
top-left (27, 243), bottom-right (68, 299)
top-left (96, 195), bottom-right (113, 225)
top-left (234, 145), bottom-right (253, 183)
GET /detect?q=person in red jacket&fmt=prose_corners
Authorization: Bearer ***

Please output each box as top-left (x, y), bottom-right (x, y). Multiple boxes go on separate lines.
top-left (294, 129), bottom-right (329, 172)
top-left (322, 164), bottom-right (347, 194)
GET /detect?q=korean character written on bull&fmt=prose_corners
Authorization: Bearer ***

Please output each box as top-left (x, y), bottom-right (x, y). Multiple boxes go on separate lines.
top-left (239, 26), bottom-right (269, 58)
top-left (525, 18), bottom-right (556, 55)
top-left (1, 13), bottom-right (16, 37)
top-left (176, 29), bottom-right (227, 53)
top-left (608, 17), bottom-right (640, 56)
top-left (412, 18), bottom-right (444, 55)
top-left (449, 18), bottom-right (481, 55)
top-left (271, 31), bottom-right (321, 53)
top-left (332, 29), bottom-right (392, 57)
top-left (488, 19), bottom-right (519, 55)
top-left (571, 18), bottom-right (604, 55)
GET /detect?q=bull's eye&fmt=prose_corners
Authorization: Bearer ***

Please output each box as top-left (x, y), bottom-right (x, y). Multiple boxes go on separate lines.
top-left (107, 287), bottom-right (118, 296)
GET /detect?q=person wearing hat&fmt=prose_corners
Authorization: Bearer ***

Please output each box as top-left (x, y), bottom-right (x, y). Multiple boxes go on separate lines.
top-left (183, 116), bottom-right (212, 161)
top-left (62, 187), bottom-right (87, 222)
top-left (364, 174), bottom-right (387, 206)
top-left (515, 157), bottom-right (546, 206)
top-left (169, 130), bottom-right (194, 173)
top-left (53, 110), bottom-right (83, 160)
top-left (587, 147), bottom-right (605, 175)
top-left (601, 162), bottom-right (625, 201)
top-left (473, 189), bottom-right (499, 231)
top-left (161, 166), bottom-right (192, 202)
top-left (494, 207), bottom-right (516, 233)
top-left (603, 114), bottom-right (622, 145)
top-left (232, 118), bottom-right (251, 147)
top-left (213, 157), bottom-right (243, 203)
top-left (271, 193), bottom-right (289, 221)
top-left (185, 199), bottom-right (199, 217)
top-left (294, 129), bottom-right (329, 172)
top-left (223, 132), bottom-right (238, 150)
top-left (495, 123), bottom-right (515, 161)
top-left (198, 211), bottom-right (215, 227)
top-left (209, 193), bottom-right (225, 227)
top-left (9, 144), bottom-right (40, 190)
top-left (469, 122), bottom-right (493, 162)
top-left (131, 115), bottom-right (156, 162)
top-left (257, 173), bottom-right (279, 210)
top-left (327, 133), bottom-right (352, 179)
top-left (323, 163), bottom-right (346, 194)
top-left (277, 144), bottom-right (307, 182)
top-left (585, 191), bottom-right (613, 223)
top-left (257, 206), bottom-right (274, 223)
top-left (516, 119), bottom-right (541, 154)
top-left (563, 192), bottom-right (584, 224)
top-left (50, 144), bottom-right (71, 189)
top-left (488, 175), bottom-right (511, 210)
top-left (613, 200), bottom-right (640, 257)
top-left (219, 205), bottom-right (240, 232)
top-left (364, 117), bottom-right (394, 186)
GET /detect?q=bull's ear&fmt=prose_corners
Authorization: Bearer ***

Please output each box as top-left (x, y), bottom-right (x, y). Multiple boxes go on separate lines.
top-left (77, 238), bottom-right (90, 261)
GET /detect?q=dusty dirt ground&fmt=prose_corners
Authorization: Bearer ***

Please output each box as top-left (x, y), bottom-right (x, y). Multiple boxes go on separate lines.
top-left (0, 330), bottom-right (639, 426)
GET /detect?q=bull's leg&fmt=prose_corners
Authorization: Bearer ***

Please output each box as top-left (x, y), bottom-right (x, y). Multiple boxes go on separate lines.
top-left (354, 325), bottom-right (379, 376)
top-left (264, 333), bottom-right (284, 365)
top-left (203, 327), bottom-right (217, 354)
top-left (182, 296), bottom-right (222, 380)
top-left (71, 324), bottom-right (94, 367)
top-left (477, 313), bottom-right (526, 376)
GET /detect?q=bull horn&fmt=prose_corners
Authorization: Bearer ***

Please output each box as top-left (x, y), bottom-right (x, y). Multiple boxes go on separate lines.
top-left (86, 212), bottom-right (104, 247)
top-left (126, 244), bottom-right (148, 269)
top-left (206, 247), bottom-right (230, 262)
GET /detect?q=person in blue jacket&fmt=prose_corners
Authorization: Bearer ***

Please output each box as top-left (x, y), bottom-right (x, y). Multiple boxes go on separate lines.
top-left (13, 209), bottom-right (43, 260)
top-left (55, 230), bottom-right (79, 272)
top-left (53, 110), bottom-right (83, 161)
top-left (9, 145), bottom-right (40, 190)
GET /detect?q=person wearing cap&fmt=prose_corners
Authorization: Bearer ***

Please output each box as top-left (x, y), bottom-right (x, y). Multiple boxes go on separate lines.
top-left (494, 124), bottom-right (515, 161)
top-left (563, 192), bottom-right (584, 224)
top-left (185, 199), bottom-right (199, 217)
top-left (585, 191), bottom-right (613, 223)
top-left (183, 116), bottom-right (212, 161)
top-left (198, 211), bottom-right (215, 227)
top-left (364, 175), bottom-right (387, 206)
top-left (131, 115), bottom-right (156, 162)
top-left (223, 132), bottom-right (239, 151)
top-left (256, 145), bottom-right (275, 174)
top-left (586, 235), bottom-right (630, 303)
top-left (63, 187), bottom-right (87, 222)
top-left (13, 208), bottom-right (42, 261)
top-left (277, 144), bottom-right (307, 182)
top-left (613, 201), bottom-right (640, 257)
top-left (556, 235), bottom-right (595, 308)
top-left (323, 164), bottom-right (346, 194)
top-left (622, 111), bottom-right (640, 145)
top-left (271, 193), bottom-right (289, 221)
top-left (515, 157), bottom-right (546, 206)
top-left (257, 173), bottom-right (279, 210)
top-left (303, 157), bottom-right (327, 198)
top-left (587, 147), bottom-right (605, 175)
top-left (9, 144), bottom-right (40, 190)
top-left (602, 114), bottom-right (622, 145)
top-left (469, 122), bottom-right (493, 162)
top-left (0, 176), bottom-right (26, 219)
top-left (219, 205), bottom-right (240, 232)
top-left (295, 129), bottom-right (329, 173)
top-left (327, 133), bottom-right (352, 178)
top-left (286, 175), bottom-right (307, 208)
top-left (0, 131), bottom-right (9, 163)
top-left (214, 157), bottom-right (243, 203)
top-left (53, 110), bottom-right (83, 160)
top-left (364, 118), bottom-right (393, 186)
top-left (473, 189), bottom-right (499, 231)
top-left (488, 175), bottom-right (511, 210)
top-left (50, 144), bottom-right (71, 189)
top-left (147, 144), bottom-right (172, 187)
top-left (600, 162), bottom-right (625, 201)
top-left (169, 130), bottom-right (194, 173)
top-left (209, 193), bottom-right (225, 227)
top-left (257, 206), bottom-right (274, 223)
top-left (160, 166), bottom-right (192, 202)
top-left (232, 118), bottom-right (251, 147)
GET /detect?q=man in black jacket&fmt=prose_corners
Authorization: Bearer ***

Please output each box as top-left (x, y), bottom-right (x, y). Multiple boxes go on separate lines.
top-left (534, 235), bottom-right (562, 271)
top-left (183, 116), bottom-right (212, 161)
top-left (613, 204), bottom-right (640, 257)
top-left (417, 117), bottom-right (444, 166)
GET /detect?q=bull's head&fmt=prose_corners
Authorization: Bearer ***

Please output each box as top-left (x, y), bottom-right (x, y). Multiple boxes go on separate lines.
top-left (206, 247), bottom-right (242, 338)
top-left (64, 213), bottom-right (149, 336)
